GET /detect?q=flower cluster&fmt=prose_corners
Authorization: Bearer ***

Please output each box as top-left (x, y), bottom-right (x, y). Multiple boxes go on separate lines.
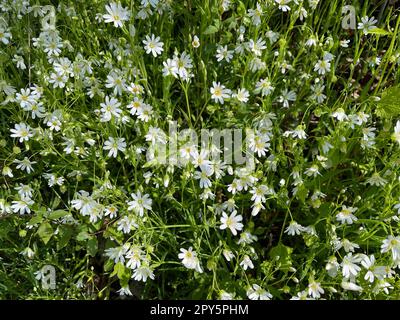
top-left (0, 0), bottom-right (400, 300)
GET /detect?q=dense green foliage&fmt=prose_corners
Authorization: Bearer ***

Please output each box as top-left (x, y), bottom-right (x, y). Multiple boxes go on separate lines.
top-left (1, 0), bottom-right (400, 299)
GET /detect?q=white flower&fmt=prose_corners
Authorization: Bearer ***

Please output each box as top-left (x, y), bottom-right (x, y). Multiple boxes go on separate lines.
top-left (11, 197), bottom-right (34, 215)
top-left (117, 286), bottom-right (133, 296)
top-left (361, 254), bottom-right (385, 283)
top-left (20, 247), bottom-right (35, 259)
top-left (255, 78), bottom-right (274, 96)
top-left (103, 137), bottom-right (126, 158)
top-left (392, 120), bottom-right (400, 145)
top-left (100, 96), bottom-right (122, 122)
top-left (240, 255), bottom-right (254, 270)
top-left (210, 81), bottom-right (231, 104)
top-left (285, 221), bottom-right (305, 236)
top-left (46, 116), bottom-right (62, 131)
top-left (15, 88), bottom-right (36, 109)
top-left (326, 256), bottom-right (340, 278)
top-left (238, 232), bottom-right (258, 245)
top-left (250, 185), bottom-right (270, 203)
top-left (248, 134), bottom-right (270, 157)
top-left (248, 38), bottom-right (266, 56)
top-left (222, 249), bottom-right (234, 261)
top-left (127, 83), bottom-right (144, 96)
top-left (178, 247), bottom-right (203, 273)
top-left (283, 125), bottom-right (307, 140)
top-left (0, 27), bottom-right (12, 44)
top-left (308, 281), bottom-right (324, 299)
top-left (104, 205), bottom-right (118, 218)
top-left (306, 37), bottom-right (317, 47)
top-left (126, 246), bottom-right (144, 270)
top-left (290, 290), bottom-right (312, 300)
top-left (105, 244), bottom-right (130, 263)
top-left (103, 2), bottom-right (130, 28)
top-left (34, 270), bottom-right (44, 281)
top-left (366, 172), bottom-right (387, 187)
top-left (13, 55), bottom-right (26, 69)
top-left (233, 88), bottom-right (250, 103)
top-left (127, 191), bottom-right (153, 217)
top-left (132, 260), bottom-right (155, 282)
top-left (248, 3), bottom-right (263, 26)
top-left (373, 280), bottom-right (393, 295)
top-left (49, 72), bottom-right (68, 88)
top-left (275, 0), bottom-right (291, 12)
top-left (340, 39), bottom-right (350, 48)
top-left (43, 39), bottom-right (63, 56)
top-left (341, 239), bottom-right (360, 253)
top-left (194, 169), bottom-right (212, 189)
top-left (394, 199), bottom-right (400, 214)
top-left (143, 34), bottom-right (164, 57)
top-left (314, 59), bottom-right (331, 75)
top-left (14, 157), bottom-right (36, 174)
top-left (71, 190), bottom-right (97, 216)
top-left (278, 89), bottom-right (296, 108)
top-left (332, 108), bottom-right (348, 121)
top-left (105, 72), bottom-right (126, 96)
top-left (2, 166), bottom-right (13, 178)
top-left (192, 35), bottom-right (200, 48)
top-left (87, 203), bottom-right (104, 223)
top-left (251, 201), bottom-right (265, 216)
top-left (266, 30), bottom-right (279, 44)
top-left (127, 97), bottom-right (144, 115)
top-left (15, 184), bottom-right (33, 199)
top-left (310, 83), bottom-right (326, 103)
top-left (172, 51), bottom-right (193, 80)
top-left (117, 215), bottom-right (138, 234)
top-left (220, 211), bottom-right (243, 236)
top-left (0, 199), bottom-right (11, 215)
top-left (381, 235), bottom-right (400, 260)
top-left (162, 58), bottom-right (178, 77)
top-left (137, 103), bottom-right (153, 122)
top-left (341, 281), bottom-right (363, 292)
top-left (247, 284), bottom-right (272, 300)
top-left (216, 45), bottom-right (233, 62)
top-left (336, 205), bottom-right (358, 225)
top-left (358, 16), bottom-right (378, 35)
top-left (219, 290), bottom-right (234, 300)
top-left (10, 123), bottom-right (34, 143)
top-left (341, 253), bottom-right (362, 278)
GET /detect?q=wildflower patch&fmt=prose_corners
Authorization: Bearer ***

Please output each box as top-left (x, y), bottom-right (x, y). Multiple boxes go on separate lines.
top-left (0, 0), bottom-right (400, 300)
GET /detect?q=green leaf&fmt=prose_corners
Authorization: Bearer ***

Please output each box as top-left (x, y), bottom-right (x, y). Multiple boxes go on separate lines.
top-left (28, 213), bottom-right (44, 226)
top-left (318, 202), bottom-right (331, 218)
top-left (57, 226), bottom-right (74, 250)
top-left (269, 243), bottom-right (293, 272)
top-left (76, 229), bottom-right (91, 241)
top-left (47, 210), bottom-right (70, 220)
top-left (37, 222), bottom-right (53, 244)
top-left (111, 262), bottom-right (123, 277)
top-left (111, 262), bottom-right (130, 281)
top-left (104, 259), bottom-right (114, 272)
top-left (376, 85), bottom-right (400, 118)
top-left (237, 1), bottom-right (246, 16)
top-left (87, 237), bottom-right (98, 257)
top-left (367, 28), bottom-right (391, 36)
top-left (254, 226), bottom-right (267, 236)
top-left (295, 184), bottom-right (308, 203)
top-left (51, 197), bottom-right (61, 209)
top-left (203, 25), bottom-right (218, 35)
